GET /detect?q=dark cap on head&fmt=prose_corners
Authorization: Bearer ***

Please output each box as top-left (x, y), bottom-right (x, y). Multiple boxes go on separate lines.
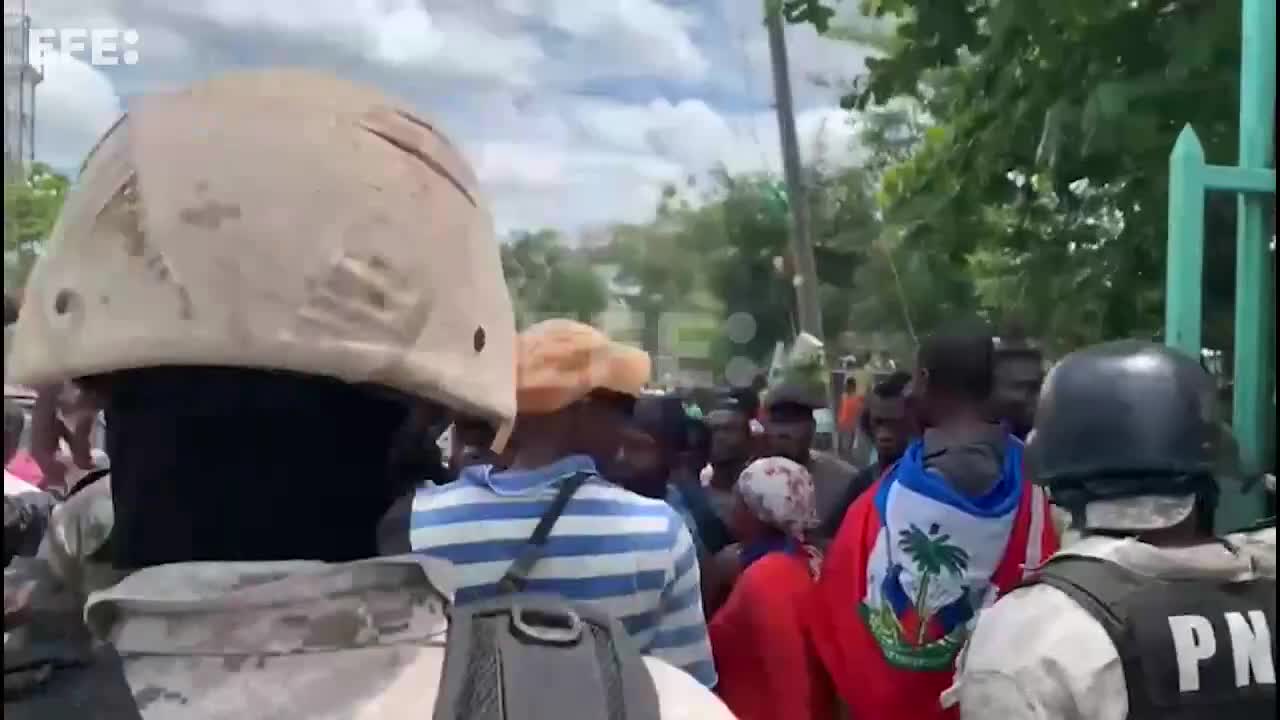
top-left (872, 371), bottom-right (912, 398)
top-left (630, 395), bottom-right (690, 452)
top-left (764, 379), bottom-right (825, 411)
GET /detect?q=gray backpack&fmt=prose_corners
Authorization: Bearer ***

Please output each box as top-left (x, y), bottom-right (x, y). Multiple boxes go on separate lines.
top-left (431, 471), bottom-right (661, 720)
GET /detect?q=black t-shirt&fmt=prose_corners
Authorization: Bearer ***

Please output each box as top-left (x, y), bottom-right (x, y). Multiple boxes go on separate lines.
top-left (816, 462), bottom-right (880, 540)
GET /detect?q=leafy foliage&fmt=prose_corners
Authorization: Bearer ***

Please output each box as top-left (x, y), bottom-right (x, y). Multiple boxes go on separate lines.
top-left (4, 163), bottom-right (71, 291)
top-left (767, 0), bottom-right (838, 33)
top-left (496, 102), bottom-right (934, 385)
top-left (506, 0), bottom-right (1264, 380)
top-left (793, 0), bottom-right (1257, 354)
top-left (500, 229), bottom-right (609, 327)
top-left (594, 157), bottom-right (886, 383)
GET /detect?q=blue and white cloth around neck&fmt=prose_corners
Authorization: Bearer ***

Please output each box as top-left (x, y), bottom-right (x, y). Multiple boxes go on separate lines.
top-left (408, 454), bottom-right (717, 688)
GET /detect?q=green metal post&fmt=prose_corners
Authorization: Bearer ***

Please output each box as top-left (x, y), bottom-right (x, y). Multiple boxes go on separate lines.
top-left (1222, 0), bottom-right (1277, 530)
top-left (1165, 0), bottom-right (1276, 532)
top-left (1166, 126), bottom-right (1206, 358)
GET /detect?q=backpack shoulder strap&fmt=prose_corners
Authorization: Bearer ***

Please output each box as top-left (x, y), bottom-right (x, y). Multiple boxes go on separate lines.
top-left (63, 468), bottom-right (110, 501)
top-left (434, 471), bottom-right (662, 720)
top-left (674, 481), bottom-right (731, 553)
top-left (495, 471), bottom-right (592, 595)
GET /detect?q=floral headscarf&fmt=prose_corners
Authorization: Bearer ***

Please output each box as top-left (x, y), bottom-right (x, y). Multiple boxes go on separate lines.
top-left (735, 456), bottom-right (823, 578)
top-left (736, 456), bottom-right (818, 539)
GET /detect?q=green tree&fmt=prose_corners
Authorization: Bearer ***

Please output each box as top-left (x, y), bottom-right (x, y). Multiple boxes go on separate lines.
top-left (538, 259), bottom-right (609, 324)
top-left (607, 204), bottom-right (705, 355)
top-left (702, 173), bottom-right (799, 366)
top-left (623, 168), bottom-right (874, 376)
top-left (501, 229), bottom-right (608, 326)
top-left (600, 153), bottom-right (888, 382)
top-left (793, 0), bottom-right (1251, 352)
top-left (4, 163), bottom-right (71, 290)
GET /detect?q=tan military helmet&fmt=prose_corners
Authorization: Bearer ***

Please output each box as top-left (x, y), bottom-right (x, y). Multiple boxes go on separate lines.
top-left (6, 69), bottom-right (516, 430)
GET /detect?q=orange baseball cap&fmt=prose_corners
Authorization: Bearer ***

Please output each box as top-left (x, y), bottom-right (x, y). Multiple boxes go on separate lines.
top-left (516, 319), bottom-right (651, 415)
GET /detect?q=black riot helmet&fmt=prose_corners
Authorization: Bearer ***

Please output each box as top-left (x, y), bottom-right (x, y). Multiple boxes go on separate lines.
top-left (1028, 340), bottom-right (1221, 526)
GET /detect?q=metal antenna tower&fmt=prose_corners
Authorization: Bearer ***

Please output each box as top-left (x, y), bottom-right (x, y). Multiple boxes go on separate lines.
top-left (4, 0), bottom-right (42, 181)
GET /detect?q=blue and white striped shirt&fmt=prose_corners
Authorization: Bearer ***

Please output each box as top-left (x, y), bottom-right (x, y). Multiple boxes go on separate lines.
top-left (665, 484), bottom-right (706, 554)
top-left (409, 455), bottom-right (717, 688)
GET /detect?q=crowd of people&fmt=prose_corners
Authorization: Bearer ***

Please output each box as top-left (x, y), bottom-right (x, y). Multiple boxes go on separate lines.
top-left (3, 69), bottom-right (1276, 720)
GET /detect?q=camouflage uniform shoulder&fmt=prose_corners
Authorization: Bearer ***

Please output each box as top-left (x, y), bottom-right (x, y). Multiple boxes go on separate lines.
top-left (45, 471), bottom-right (114, 557)
top-left (4, 556), bottom-right (93, 688)
top-left (4, 557), bottom-right (142, 718)
top-left (43, 473), bottom-right (126, 601)
top-left (1226, 522), bottom-right (1276, 578)
top-left (4, 492), bottom-right (55, 564)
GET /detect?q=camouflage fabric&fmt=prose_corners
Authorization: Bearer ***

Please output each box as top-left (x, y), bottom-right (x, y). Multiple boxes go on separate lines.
top-left (77, 556), bottom-right (455, 718)
top-left (3, 491), bottom-right (53, 564)
top-left (7, 69), bottom-right (518, 433)
top-left (67, 557), bottom-right (734, 719)
top-left (1226, 525), bottom-right (1276, 578)
top-left (39, 474), bottom-right (125, 604)
top-left (4, 556), bottom-right (95, 694)
top-left (9, 545), bottom-right (736, 719)
top-left (1082, 493), bottom-right (1197, 532)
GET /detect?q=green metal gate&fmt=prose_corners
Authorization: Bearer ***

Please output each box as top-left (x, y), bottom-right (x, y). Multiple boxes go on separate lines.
top-left (1164, 0), bottom-right (1276, 531)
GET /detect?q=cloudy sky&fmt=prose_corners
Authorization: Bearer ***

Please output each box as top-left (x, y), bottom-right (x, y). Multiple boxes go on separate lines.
top-left (24, 0), bottom-right (874, 237)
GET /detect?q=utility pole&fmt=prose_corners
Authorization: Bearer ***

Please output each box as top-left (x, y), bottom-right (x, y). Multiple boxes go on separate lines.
top-left (765, 5), bottom-right (824, 341)
top-left (766, 5), bottom-right (836, 416)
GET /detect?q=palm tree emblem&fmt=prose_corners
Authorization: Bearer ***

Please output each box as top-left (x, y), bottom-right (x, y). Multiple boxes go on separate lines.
top-left (897, 522), bottom-right (970, 644)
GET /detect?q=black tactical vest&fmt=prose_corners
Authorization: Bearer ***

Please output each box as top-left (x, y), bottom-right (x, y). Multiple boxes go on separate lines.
top-left (1028, 555), bottom-right (1277, 720)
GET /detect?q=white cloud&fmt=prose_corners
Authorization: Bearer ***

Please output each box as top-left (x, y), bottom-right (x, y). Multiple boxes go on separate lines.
top-left (22, 0), bottom-right (872, 235)
top-left (714, 0), bottom-right (877, 107)
top-left (426, 13), bottom-right (544, 86)
top-left (474, 141), bottom-right (573, 188)
top-left (536, 0), bottom-right (709, 83)
top-left (478, 142), bottom-right (683, 234)
top-left (32, 52), bottom-right (123, 173)
top-left (169, 0), bottom-right (445, 66)
top-left (565, 95), bottom-right (859, 176)
top-left (463, 92), bottom-right (861, 234)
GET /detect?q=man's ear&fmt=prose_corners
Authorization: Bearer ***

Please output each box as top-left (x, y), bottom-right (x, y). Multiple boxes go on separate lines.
top-left (908, 369), bottom-right (928, 398)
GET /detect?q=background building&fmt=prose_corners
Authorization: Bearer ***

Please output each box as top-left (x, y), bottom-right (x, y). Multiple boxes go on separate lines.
top-left (3, 0), bottom-right (41, 181)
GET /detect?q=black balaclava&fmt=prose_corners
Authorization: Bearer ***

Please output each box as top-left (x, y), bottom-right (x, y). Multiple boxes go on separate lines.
top-left (101, 366), bottom-right (411, 568)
